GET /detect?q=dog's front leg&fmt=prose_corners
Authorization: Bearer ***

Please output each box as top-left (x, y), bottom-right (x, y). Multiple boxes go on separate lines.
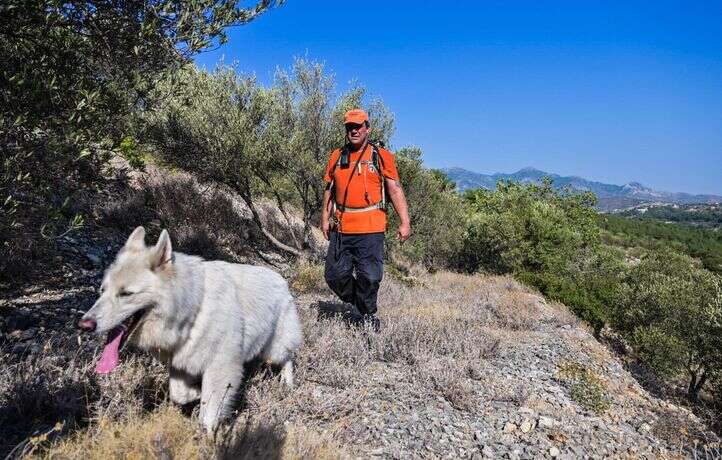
top-left (199, 362), bottom-right (243, 433)
top-left (169, 367), bottom-right (201, 405)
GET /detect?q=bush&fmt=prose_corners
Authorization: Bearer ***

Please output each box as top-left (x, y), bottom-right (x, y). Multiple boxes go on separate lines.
top-left (460, 179), bottom-right (599, 274)
top-left (385, 148), bottom-right (466, 270)
top-left (0, 0), bottom-right (278, 283)
top-left (290, 262), bottom-right (327, 295)
top-left (558, 362), bottom-right (611, 414)
top-left (459, 179), bottom-right (618, 330)
top-left (612, 248), bottom-right (722, 401)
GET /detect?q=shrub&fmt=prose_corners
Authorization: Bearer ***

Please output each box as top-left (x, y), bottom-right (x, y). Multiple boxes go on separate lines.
top-left (461, 179), bottom-right (599, 275)
top-left (460, 179), bottom-right (619, 330)
top-left (558, 362), bottom-right (610, 414)
top-left (612, 249), bottom-right (722, 401)
top-left (290, 262), bottom-right (327, 295)
top-left (385, 148), bottom-right (466, 270)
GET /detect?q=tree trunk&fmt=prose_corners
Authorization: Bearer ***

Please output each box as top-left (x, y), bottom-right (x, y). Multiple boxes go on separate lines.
top-left (687, 369), bottom-right (707, 402)
top-left (236, 184), bottom-right (302, 259)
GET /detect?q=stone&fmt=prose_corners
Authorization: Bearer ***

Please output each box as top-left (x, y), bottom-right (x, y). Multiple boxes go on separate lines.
top-left (19, 327), bottom-right (38, 341)
top-left (503, 422), bottom-right (518, 433)
top-left (482, 445), bottom-right (495, 458)
top-left (538, 416), bottom-right (555, 429)
top-left (86, 252), bottom-right (102, 267)
top-left (549, 447), bottom-right (560, 457)
top-left (520, 419), bottom-right (534, 433)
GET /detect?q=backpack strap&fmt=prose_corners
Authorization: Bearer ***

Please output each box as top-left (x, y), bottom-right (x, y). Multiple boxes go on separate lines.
top-left (369, 142), bottom-right (387, 210)
top-left (328, 142), bottom-right (388, 216)
top-left (329, 145), bottom-right (350, 177)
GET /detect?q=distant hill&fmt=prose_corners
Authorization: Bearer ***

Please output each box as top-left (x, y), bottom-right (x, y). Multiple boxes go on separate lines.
top-left (442, 167), bottom-right (722, 211)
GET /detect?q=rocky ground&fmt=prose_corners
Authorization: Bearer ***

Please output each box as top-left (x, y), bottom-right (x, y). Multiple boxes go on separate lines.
top-left (2, 229), bottom-right (720, 459)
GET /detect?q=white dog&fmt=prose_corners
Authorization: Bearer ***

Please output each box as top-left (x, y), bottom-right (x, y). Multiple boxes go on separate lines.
top-left (79, 226), bottom-right (302, 431)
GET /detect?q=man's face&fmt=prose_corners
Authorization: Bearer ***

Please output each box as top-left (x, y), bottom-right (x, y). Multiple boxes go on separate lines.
top-left (345, 122), bottom-right (370, 148)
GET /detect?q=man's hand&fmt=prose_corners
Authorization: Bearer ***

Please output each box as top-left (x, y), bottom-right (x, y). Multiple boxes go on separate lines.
top-left (397, 222), bottom-right (411, 242)
top-left (321, 219), bottom-right (331, 241)
top-left (386, 178), bottom-right (411, 243)
top-left (321, 189), bottom-right (333, 241)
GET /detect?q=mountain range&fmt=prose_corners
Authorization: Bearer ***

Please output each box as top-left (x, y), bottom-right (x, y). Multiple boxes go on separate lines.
top-left (442, 167), bottom-right (722, 211)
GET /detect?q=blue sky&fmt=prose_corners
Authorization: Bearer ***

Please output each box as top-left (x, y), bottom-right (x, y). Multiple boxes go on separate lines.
top-left (194, 1), bottom-right (722, 195)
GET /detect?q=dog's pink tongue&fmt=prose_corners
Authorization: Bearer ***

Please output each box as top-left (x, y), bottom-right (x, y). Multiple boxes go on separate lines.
top-left (95, 326), bottom-right (125, 374)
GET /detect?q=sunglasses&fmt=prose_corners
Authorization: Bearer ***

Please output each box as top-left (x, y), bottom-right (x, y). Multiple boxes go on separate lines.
top-left (344, 123), bottom-right (365, 132)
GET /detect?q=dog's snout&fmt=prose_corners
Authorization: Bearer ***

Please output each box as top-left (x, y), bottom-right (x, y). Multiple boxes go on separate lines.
top-left (78, 318), bottom-right (97, 332)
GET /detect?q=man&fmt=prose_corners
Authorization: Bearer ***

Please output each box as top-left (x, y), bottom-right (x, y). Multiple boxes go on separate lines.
top-left (320, 108), bottom-right (411, 331)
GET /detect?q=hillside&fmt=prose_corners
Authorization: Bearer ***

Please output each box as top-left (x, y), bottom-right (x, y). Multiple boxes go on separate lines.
top-left (614, 203), bottom-right (722, 230)
top-left (443, 167), bottom-right (722, 211)
top-left (1, 165), bottom-right (720, 459)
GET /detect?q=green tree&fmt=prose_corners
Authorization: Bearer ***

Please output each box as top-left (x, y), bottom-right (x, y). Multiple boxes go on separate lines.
top-left (0, 0), bottom-right (279, 280)
top-left (143, 62), bottom-right (395, 260)
top-left (460, 179), bottom-right (619, 330)
top-left (461, 179), bottom-right (599, 275)
top-left (613, 249), bottom-right (722, 401)
top-left (386, 147), bottom-right (466, 270)
top-left (266, 59), bottom-right (394, 254)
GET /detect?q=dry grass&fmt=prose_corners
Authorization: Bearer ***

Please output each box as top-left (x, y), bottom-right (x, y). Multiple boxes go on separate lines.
top-left (0, 342), bottom-right (168, 458)
top-left (3, 270), bottom-right (702, 458)
top-left (41, 405), bottom-right (212, 459)
top-left (33, 406), bottom-right (345, 460)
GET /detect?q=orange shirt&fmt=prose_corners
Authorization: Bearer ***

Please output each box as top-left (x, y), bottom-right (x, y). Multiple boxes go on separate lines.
top-left (324, 144), bottom-right (399, 234)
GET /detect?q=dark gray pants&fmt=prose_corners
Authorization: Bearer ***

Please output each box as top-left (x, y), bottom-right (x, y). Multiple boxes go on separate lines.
top-left (324, 231), bottom-right (385, 316)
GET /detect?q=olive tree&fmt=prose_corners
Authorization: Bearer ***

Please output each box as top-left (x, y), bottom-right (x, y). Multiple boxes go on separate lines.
top-left (144, 61), bottom-right (395, 260)
top-left (0, 0), bottom-right (280, 280)
top-left (267, 59), bottom-right (394, 253)
top-left (613, 249), bottom-right (722, 401)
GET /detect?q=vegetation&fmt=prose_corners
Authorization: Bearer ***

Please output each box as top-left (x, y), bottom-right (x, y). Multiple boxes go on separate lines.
top-left (385, 148), bottom-right (466, 270)
top-left (611, 249), bottom-right (722, 401)
top-left (0, 0), bottom-right (279, 281)
top-left (616, 204), bottom-right (722, 229)
top-left (455, 179), bottom-right (721, 406)
top-left (558, 362), bottom-right (611, 414)
top-left (600, 213), bottom-right (722, 274)
top-left (143, 61), bottom-right (394, 260)
top-left (460, 180), bottom-right (620, 331)
top-left (3, 1), bottom-right (721, 446)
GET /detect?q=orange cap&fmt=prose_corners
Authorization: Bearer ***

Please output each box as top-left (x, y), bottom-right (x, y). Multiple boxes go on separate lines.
top-left (344, 109), bottom-right (369, 125)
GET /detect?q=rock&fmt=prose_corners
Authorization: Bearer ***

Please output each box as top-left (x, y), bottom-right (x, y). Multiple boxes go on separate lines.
top-left (19, 327), bottom-right (38, 341)
top-left (12, 342), bottom-right (30, 355)
top-left (549, 446), bottom-right (560, 457)
top-left (520, 419), bottom-right (534, 433)
top-left (538, 416), bottom-right (555, 429)
top-left (639, 423), bottom-right (652, 432)
top-left (482, 445), bottom-right (495, 458)
top-left (85, 251), bottom-right (103, 267)
top-left (503, 422), bottom-right (517, 433)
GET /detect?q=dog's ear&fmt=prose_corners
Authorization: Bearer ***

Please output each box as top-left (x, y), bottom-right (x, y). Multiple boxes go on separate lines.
top-left (124, 226), bottom-right (146, 251)
top-left (150, 229), bottom-right (173, 270)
